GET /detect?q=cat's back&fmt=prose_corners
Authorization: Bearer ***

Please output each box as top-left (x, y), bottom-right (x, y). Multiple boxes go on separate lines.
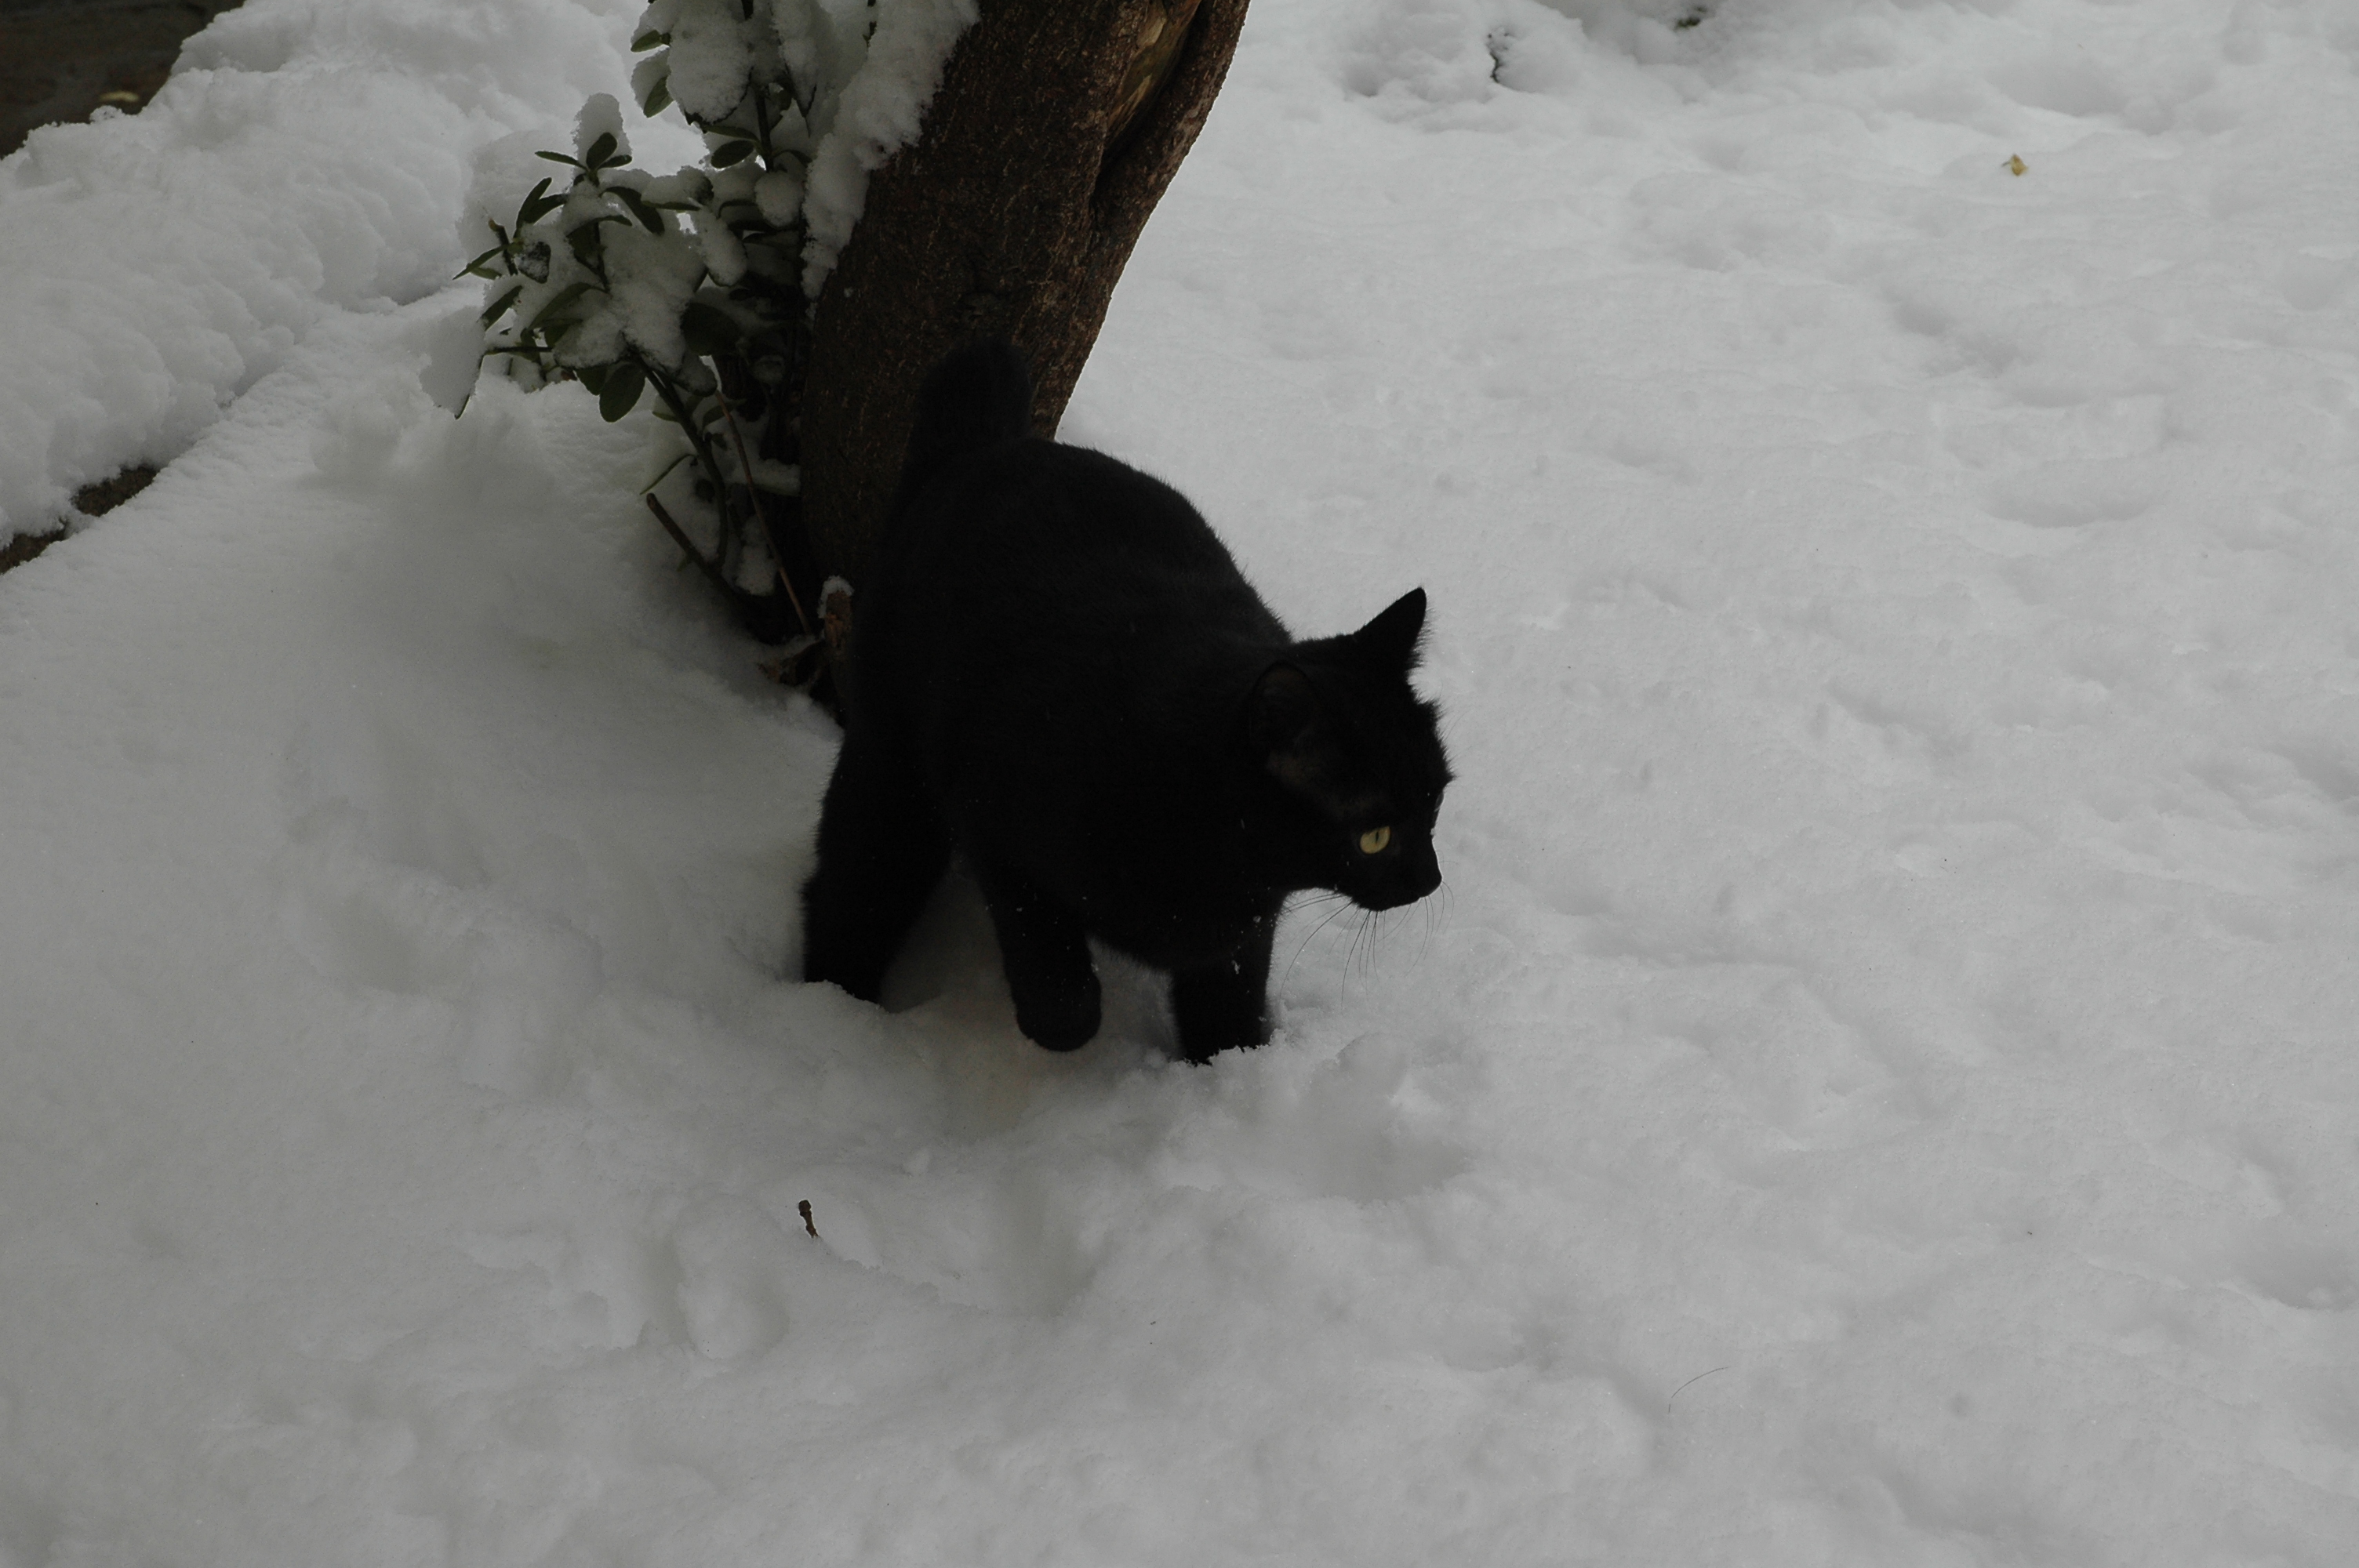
top-left (849, 434), bottom-right (1280, 880)
top-left (903, 440), bottom-right (1257, 608)
top-left (864, 340), bottom-right (1271, 646)
top-left (875, 437), bottom-right (1282, 692)
top-left (847, 343), bottom-right (1284, 846)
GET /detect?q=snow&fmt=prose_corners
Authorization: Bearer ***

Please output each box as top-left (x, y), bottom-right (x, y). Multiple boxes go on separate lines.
top-left (797, 0), bottom-right (977, 293)
top-left (574, 89), bottom-right (634, 166)
top-left (0, 0), bottom-right (656, 549)
top-left (5, 0), bottom-right (2359, 1563)
top-left (619, 0), bottom-right (974, 299)
top-left (660, 0), bottom-right (761, 123)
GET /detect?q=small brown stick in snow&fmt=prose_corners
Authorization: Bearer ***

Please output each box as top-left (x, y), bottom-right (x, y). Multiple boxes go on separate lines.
top-left (714, 387), bottom-right (816, 641)
top-left (645, 493), bottom-right (736, 597)
top-left (1667, 1367), bottom-right (1730, 1411)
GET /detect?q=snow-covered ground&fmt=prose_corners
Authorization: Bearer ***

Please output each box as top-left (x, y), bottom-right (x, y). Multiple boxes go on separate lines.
top-left (5, 0), bottom-right (2359, 1560)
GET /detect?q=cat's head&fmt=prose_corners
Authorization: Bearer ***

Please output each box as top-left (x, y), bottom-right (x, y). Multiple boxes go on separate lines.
top-left (1247, 589), bottom-right (1452, 911)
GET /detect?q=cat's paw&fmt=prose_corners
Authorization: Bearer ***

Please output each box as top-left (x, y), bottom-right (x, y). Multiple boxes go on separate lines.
top-left (1174, 1021), bottom-right (1270, 1065)
top-left (801, 924), bottom-right (890, 1002)
top-left (1012, 975), bottom-right (1102, 1052)
top-left (803, 952), bottom-right (887, 1004)
top-left (1171, 968), bottom-right (1272, 1063)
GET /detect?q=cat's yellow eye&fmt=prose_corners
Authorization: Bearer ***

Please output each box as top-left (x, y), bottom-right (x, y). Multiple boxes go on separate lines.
top-left (1358, 826), bottom-right (1392, 855)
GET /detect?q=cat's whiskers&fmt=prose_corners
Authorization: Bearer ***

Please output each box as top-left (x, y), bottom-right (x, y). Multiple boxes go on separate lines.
top-left (1336, 911), bottom-right (1362, 1002)
top-left (1281, 894), bottom-right (1357, 992)
top-left (1286, 886), bottom-right (1456, 1009)
top-left (1343, 907), bottom-right (1383, 990)
top-left (1414, 891), bottom-right (1441, 967)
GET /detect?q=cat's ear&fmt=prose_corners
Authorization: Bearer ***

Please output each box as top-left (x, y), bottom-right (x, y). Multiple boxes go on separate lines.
top-left (1249, 662), bottom-right (1339, 794)
top-left (1247, 663), bottom-right (1318, 752)
top-left (1354, 588), bottom-right (1427, 670)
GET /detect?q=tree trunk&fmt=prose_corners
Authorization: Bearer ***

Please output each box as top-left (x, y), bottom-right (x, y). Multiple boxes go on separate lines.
top-left (798, 0), bottom-right (1249, 585)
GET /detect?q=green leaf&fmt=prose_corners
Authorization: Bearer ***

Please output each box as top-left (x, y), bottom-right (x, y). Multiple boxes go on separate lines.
top-left (640, 450), bottom-right (695, 491)
top-left (583, 132), bottom-right (619, 172)
top-left (457, 241), bottom-right (511, 281)
top-left (565, 216), bottom-right (628, 266)
top-left (529, 280), bottom-right (596, 332)
top-left (513, 176), bottom-right (558, 230)
top-left (680, 301), bottom-right (742, 357)
top-left (575, 364), bottom-right (612, 396)
top-left (478, 284), bottom-right (522, 326)
top-left (612, 184), bottom-right (664, 234)
top-left (640, 78), bottom-right (672, 118)
top-left (598, 362), bottom-right (647, 423)
top-left (536, 151), bottom-right (585, 169)
top-left (708, 140), bottom-right (758, 168)
top-left (631, 29), bottom-right (669, 51)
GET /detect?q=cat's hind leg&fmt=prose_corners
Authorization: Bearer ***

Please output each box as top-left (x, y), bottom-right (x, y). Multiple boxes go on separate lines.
top-left (972, 861), bottom-right (1100, 1051)
top-left (1170, 912), bottom-right (1278, 1063)
top-left (801, 735), bottom-right (947, 1003)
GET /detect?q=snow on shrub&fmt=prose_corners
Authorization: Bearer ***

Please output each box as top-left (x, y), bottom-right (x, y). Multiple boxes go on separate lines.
top-left (461, 0), bottom-right (972, 680)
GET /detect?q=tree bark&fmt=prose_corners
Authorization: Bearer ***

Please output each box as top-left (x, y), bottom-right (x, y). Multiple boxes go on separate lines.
top-left (798, 0), bottom-right (1249, 584)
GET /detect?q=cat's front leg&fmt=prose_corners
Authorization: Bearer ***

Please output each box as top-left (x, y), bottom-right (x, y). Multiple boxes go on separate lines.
top-left (972, 861), bottom-right (1101, 1051)
top-left (801, 732), bottom-right (947, 1002)
top-left (1170, 913), bottom-right (1278, 1063)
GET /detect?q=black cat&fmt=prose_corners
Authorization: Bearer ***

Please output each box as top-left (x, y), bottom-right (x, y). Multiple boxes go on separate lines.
top-left (800, 341), bottom-right (1451, 1062)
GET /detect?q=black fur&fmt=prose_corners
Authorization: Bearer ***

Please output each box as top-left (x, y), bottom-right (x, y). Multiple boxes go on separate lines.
top-left (801, 341), bottom-right (1452, 1062)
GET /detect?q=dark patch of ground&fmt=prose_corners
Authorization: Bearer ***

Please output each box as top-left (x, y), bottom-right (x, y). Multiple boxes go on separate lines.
top-left (0, 466), bottom-right (157, 573)
top-left (2, 3), bottom-right (235, 568)
top-left (1, 0), bottom-right (242, 161)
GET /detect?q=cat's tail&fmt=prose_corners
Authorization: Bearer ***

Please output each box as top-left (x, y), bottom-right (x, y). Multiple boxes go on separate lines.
top-left (901, 339), bottom-right (1034, 492)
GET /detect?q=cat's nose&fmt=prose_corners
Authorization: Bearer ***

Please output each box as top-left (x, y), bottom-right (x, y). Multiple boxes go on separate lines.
top-left (1406, 849), bottom-right (1441, 902)
top-left (1362, 851), bottom-right (1440, 910)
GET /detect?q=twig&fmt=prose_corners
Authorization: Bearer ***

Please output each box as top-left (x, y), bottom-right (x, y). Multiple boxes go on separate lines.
top-left (715, 383), bottom-right (816, 640)
top-left (1667, 1366), bottom-right (1730, 1411)
top-left (645, 494), bottom-right (738, 598)
top-left (798, 1200), bottom-right (819, 1240)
